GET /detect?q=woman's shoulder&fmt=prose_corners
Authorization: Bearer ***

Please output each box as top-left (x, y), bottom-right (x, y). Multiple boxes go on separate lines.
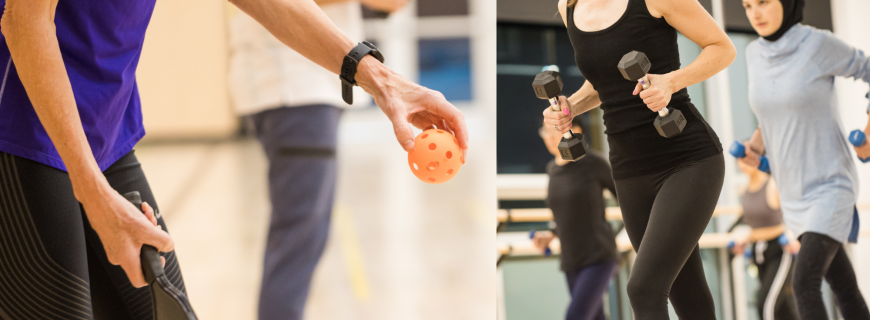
top-left (557, 0), bottom-right (569, 27)
top-left (797, 25), bottom-right (853, 60)
top-left (796, 24), bottom-right (832, 37)
top-left (793, 24), bottom-right (831, 47)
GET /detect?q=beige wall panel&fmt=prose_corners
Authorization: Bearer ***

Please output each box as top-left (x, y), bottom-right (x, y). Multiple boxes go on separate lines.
top-left (137, 1), bottom-right (237, 140)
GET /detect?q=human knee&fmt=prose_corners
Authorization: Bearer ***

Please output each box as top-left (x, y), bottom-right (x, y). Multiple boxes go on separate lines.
top-left (626, 276), bottom-right (661, 305)
top-left (792, 270), bottom-right (822, 301)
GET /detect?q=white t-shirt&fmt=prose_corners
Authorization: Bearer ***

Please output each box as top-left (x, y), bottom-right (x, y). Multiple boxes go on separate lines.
top-left (228, 3), bottom-right (369, 115)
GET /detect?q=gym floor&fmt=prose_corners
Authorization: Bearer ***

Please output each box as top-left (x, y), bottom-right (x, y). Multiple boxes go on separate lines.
top-left (134, 108), bottom-right (495, 320)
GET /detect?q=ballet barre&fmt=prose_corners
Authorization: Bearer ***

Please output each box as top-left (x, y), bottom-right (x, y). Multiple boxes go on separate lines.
top-left (497, 205), bottom-right (744, 224)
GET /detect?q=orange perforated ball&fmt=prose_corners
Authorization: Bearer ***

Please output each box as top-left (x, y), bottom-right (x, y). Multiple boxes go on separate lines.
top-left (408, 129), bottom-right (463, 184)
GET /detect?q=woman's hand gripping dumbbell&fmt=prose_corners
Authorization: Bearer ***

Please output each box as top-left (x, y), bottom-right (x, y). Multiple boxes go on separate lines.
top-left (729, 141), bottom-right (770, 173)
top-left (848, 130), bottom-right (870, 163)
top-left (534, 66), bottom-right (588, 161)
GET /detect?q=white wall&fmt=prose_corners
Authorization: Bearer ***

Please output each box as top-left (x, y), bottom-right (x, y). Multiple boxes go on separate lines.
top-left (831, 0), bottom-right (870, 300)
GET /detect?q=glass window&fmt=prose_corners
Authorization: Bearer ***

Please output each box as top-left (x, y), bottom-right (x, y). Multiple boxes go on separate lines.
top-left (496, 24), bottom-right (594, 174)
top-left (418, 38), bottom-right (472, 101)
top-left (361, 6), bottom-right (391, 19)
top-left (418, 0), bottom-right (468, 16)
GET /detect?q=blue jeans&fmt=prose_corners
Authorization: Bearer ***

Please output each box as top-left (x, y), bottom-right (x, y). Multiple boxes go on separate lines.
top-left (250, 105), bottom-right (343, 320)
top-left (564, 261), bottom-right (617, 320)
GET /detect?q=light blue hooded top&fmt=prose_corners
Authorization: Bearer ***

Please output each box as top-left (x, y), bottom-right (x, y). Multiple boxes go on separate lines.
top-left (746, 24), bottom-right (869, 243)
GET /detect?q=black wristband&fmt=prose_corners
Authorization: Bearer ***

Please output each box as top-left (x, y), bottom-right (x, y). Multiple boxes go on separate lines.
top-left (340, 41), bottom-right (384, 105)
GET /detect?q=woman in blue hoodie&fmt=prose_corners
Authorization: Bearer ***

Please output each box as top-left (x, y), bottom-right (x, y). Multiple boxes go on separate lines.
top-left (740, 0), bottom-right (870, 318)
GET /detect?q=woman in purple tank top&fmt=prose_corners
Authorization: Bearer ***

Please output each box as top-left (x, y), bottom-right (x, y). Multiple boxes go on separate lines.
top-left (0, 0), bottom-right (468, 318)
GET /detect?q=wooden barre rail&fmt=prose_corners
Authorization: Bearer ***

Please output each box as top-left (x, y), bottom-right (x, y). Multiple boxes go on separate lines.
top-left (498, 232), bottom-right (735, 258)
top-left (499, 228), bottom-right (870, 260)
top-left (499, 204), bottom-right (870, 224)
top-left (497, 205), bottom-right (744, 223)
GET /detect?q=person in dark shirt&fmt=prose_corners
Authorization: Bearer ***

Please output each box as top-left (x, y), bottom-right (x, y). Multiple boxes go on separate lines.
top-left (532, 116), bottom-right (619, 320)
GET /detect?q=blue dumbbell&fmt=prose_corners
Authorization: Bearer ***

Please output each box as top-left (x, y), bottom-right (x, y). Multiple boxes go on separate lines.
top-left (778, 234), bottom-right (789, 246)
top-left (777, 234), bottom-right (798, 257)
top-left (729, 141), bottom-right (770, 173)
top-left (529, 229), bottom-right (552, 256)
top-left (727, 240), bottom-right (752, 258)
top-left (848, 130), bottom-right (870, 163)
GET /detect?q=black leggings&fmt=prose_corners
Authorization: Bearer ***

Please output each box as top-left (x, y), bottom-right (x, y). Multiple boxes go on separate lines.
top-left (750, 237), bottom-right (798, 320)
top-left (614, 153), bottom-right (724, 320)
top-left (0, 151), bottom-right (187, 320)
top-left (793, 232), bottom-right (870, 320)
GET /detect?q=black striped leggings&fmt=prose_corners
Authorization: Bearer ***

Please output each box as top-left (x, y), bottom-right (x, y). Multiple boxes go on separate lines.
top-left (0, 150), bottom-right (187, 320)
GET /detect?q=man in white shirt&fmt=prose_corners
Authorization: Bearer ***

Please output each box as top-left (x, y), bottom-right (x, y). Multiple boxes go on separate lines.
top-left (229, 1), bottom-right (407, 319)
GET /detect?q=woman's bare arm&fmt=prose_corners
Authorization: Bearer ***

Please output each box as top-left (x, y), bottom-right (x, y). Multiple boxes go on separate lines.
top-left (1, 0), bottom-right (98, 193)
top-left (2, 0), bottom-right (174, 287)
top-left (630, 0), bottom-right (735, 112)
top-left (738, 127), bottom-right (766, 169)
top-left (543, 0), bottom-right (603, 133)
top-left (312, 0), bottom-right (406, 14)
top-left (566, 80), bottom-right (601, 116)
top-left (647, 0), bottom-right (735, 94)
top-left (230, 0), bottom-right (468, 154)
top-left (766, 177), bottom-right (780, 210)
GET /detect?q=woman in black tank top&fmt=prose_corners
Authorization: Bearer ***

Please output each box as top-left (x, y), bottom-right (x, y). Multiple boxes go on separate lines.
top-left (543, 0), bottom-right (735, 318)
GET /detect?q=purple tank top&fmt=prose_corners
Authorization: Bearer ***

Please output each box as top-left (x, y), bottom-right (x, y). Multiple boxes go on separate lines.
top-left (0, 0), bottom-right (156, 171)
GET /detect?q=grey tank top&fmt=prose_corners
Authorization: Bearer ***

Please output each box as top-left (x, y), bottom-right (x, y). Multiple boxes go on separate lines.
top-left (741, 179), bottom-right (783, 228)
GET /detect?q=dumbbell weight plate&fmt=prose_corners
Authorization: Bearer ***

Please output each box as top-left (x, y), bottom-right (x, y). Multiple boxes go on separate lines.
top-left (653, 108), bottom-right (686, 138)
top-left (558, 133), bottom-right (588, 161)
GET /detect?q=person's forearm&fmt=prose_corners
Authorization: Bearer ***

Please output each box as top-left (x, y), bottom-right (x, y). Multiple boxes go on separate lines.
top-left (231, 0), bottom-right (399, 99)
top-left (567, 80), bottom-right (601, 115)
top-left (1, 1), bottom-right (111, 200)
top-left (311, 0), bottom-right (405, 12)
top-left (749, 127), bottom-right (765, 154)
top-left (230, 0), bottom-right (356, 75)
top-left (312, 0), bottom-right (349, 5)
top-left (360, 0), bottom-right (406, 12)
top-left (665, 41), bottom-right (735, 92)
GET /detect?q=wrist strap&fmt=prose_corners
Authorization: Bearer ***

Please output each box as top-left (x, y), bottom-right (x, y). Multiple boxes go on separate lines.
top-left (340, 41), bottom-right (384, 105)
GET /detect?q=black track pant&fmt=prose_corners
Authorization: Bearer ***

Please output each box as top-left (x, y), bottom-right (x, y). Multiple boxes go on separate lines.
top-left (793, 232), bottom-right (870, 320)
top-left (749, 238), bottom-right (798, 320)
top-left (614, 153), bottom-right (724, 320)
top-left (0, 151), bottom-right (187, 320)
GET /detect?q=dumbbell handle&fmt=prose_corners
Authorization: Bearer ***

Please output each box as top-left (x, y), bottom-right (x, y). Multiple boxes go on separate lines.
top-left (728, 141), bottom-right (771, 173)
top-left (548, 97), bottom-right (574, 140)
top-left (848, 130), bottom-right (870, 163)
top-left (637, 75), bottom-right (669, 117)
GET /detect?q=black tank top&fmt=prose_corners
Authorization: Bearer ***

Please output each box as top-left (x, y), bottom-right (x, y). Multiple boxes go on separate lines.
top-left (566, 0), bottom-right (722, 179)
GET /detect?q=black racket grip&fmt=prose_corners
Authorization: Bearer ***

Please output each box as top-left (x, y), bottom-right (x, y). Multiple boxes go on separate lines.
top-left (122, 191), bottom-right (164, 284)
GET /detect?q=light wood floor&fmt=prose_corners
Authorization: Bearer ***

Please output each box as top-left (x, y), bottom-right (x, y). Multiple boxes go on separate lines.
top-left (134, 112), bottom-right (495, 320)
